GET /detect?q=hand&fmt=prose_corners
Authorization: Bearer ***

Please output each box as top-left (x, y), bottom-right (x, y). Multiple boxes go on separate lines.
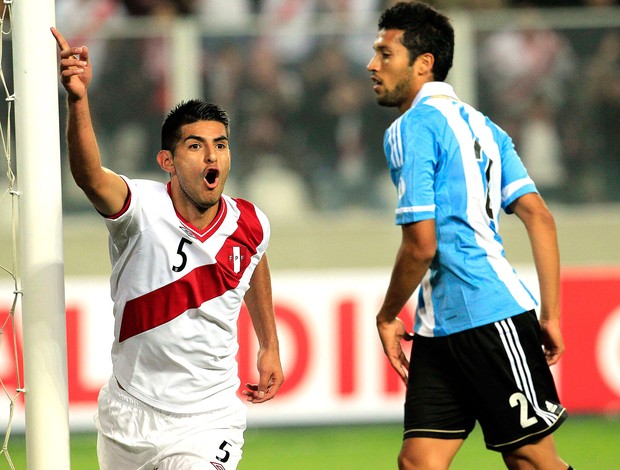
top-left (51, 27), bottom-right (91, 100)
top-left (539, 318), bottom-right (565, 366)
top-left (242, 347), bottom-right (284, 404)
top-left (377, 316), bottom-right (413, 385)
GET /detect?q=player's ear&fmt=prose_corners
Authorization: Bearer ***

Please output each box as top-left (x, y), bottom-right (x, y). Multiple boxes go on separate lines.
top-left (157, 150), bottom-right (174, 174)
top-left (414, 52), bottom-right (435, 78)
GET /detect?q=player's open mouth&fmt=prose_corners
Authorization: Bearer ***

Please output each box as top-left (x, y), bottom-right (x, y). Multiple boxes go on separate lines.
top-left (205, 169), bottom-right (219, 188)
top-left (371, 76), bottom-right (383, 92)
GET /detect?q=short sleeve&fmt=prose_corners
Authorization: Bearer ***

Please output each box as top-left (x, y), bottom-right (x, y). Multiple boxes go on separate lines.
top-left (385, 115), bottom-right (437, 225)
top-left (499, 131), bottom-right (538, 213)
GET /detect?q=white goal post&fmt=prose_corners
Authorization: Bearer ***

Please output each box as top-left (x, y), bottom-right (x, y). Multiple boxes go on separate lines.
top-left (11, 0), bottom-right (71, 468)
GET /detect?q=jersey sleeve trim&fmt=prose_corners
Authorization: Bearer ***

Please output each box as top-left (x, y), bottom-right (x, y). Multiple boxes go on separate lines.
top-left (502, 177), bottom-right (538, 213)
top-left (101, 177), bottom-right (132, 220)
top-left (395, 204), bottom-right (436, 224)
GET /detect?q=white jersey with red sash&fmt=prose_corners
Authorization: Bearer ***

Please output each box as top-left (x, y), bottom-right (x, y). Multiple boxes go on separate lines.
top-left (104, 176), bottom-right (269, 414)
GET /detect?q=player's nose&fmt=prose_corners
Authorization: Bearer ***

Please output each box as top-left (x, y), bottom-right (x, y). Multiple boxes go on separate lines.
top-left (205, 146), bottom-right (217, 163)
top-left (367, 54), bottom-right (379, 71)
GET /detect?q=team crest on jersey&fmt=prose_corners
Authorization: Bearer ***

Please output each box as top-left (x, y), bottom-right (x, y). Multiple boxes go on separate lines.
top-left (210, 463), bottom-right (226, 470)
top-left (228, 245), bottom-right (247, 273)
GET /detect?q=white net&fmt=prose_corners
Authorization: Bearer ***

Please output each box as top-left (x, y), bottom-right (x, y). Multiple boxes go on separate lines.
top-left (0, 1), bottom-right (22, 469)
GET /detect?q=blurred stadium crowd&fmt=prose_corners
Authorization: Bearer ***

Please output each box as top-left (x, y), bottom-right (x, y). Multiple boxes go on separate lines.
top-left (50, 0), bottom-right (620, 214)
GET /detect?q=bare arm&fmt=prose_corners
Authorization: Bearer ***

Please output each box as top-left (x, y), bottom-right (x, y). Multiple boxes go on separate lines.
top-left (242, 255), bottom-right (284, 403)
top-left (52, 27), bottom-right (127, 216)
top-left (377, 219), bottom-right (436, 383)
top-left (511, 192), bottom-right (564, 365)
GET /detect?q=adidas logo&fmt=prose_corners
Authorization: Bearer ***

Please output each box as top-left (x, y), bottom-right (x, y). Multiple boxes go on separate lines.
top-left (546, 401), bottom-right (559, 413)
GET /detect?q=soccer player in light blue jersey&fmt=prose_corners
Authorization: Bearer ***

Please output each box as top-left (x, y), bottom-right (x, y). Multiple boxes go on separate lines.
top-left (368, 2), bottom-right (572, 469)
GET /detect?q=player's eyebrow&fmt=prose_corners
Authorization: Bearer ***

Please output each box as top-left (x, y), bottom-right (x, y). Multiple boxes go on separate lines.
top-left (184, 134), bottom-right (205, 143)
top-left (183, 134), bottom-right (229, 143)
top-left (373, 42), bottom-right (392, 53)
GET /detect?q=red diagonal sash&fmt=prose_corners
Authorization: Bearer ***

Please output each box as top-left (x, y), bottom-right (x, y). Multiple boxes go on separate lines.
top-left (119, 199), bottom-right (263, 342)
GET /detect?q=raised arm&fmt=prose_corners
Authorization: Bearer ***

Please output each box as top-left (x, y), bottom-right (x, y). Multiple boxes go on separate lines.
top-left (376, 219), bottom-right (436, 383)
top-left (51, 27), bottom-right (127, 216)
top-left (241, 255), bottom-right (284, 404)
top-left (511, 192), bottom-right (564, 366)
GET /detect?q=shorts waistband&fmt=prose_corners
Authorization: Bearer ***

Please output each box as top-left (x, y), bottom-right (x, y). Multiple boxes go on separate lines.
top-left (107, 377), bottom-right (241, 419)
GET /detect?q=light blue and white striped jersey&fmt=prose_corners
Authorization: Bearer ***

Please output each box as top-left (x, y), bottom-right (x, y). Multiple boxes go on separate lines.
top-left (384, 82), bottom-right (538, 337)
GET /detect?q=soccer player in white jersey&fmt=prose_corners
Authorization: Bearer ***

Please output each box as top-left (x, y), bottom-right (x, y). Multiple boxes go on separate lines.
top-left (52, 28), bottom-right (284, 470)
top-left (368, 3), bottom-right (573, 470)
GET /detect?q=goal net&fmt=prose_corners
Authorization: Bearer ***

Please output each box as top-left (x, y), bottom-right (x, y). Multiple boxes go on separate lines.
top-left (1, 0), bottom-right (71, 468)
top-left (0, 4), bottom-right (23, 468)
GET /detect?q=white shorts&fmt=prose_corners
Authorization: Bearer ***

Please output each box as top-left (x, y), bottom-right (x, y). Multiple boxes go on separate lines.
top-left (95, 378), bottom-right (246, 470)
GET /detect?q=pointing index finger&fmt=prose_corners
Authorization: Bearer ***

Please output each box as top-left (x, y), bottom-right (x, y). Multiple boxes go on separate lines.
top-left (51, 27), bottom-right (82, 59)
top-left (50, 27), bottom-right (68, 51)
top-left (51, 27), bottom-right (87, 62)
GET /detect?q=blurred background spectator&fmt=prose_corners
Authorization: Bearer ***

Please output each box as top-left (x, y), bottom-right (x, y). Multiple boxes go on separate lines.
top-left (50, 0), bottom-right (620, 213)
top-left (571, 30), bottom-right (620, 202)
top-left (477, 8), bottom-right (575, 202)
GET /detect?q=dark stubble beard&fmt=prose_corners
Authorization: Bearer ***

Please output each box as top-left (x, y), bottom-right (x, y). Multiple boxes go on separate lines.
top-left (178, 176), bottom-right (219, 214)
top-left (376, 75), bottom-right (412, 108)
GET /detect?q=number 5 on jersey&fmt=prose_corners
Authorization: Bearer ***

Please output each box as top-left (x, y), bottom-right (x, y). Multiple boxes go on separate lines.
top-left (172, 237), bottom-right (193, 272)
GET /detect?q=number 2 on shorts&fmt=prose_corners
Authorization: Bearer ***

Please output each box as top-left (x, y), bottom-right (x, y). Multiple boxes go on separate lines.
top-left (509, 392), bottom-right (538, 428)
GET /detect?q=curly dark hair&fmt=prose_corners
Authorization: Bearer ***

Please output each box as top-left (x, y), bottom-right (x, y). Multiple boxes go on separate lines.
top-left (378, 1), bottom-right (454, 81)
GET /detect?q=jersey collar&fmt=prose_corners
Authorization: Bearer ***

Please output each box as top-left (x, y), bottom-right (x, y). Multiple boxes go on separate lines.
top-left (166, 181), bottom-right (228, 243)
top-left (411, 81), bottom-right (459, 109)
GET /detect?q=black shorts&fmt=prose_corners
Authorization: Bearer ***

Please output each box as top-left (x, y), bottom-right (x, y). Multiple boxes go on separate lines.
top-left (404, 311), bottom-right (567, 453)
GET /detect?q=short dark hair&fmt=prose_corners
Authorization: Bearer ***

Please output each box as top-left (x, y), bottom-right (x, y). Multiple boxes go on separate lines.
top-left (161, 99), bottom-right (230, 152)
top-left (378, 1), bottom-right (454, 81)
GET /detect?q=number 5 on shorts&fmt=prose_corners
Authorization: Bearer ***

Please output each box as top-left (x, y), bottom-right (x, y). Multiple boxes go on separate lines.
top-left (216, 440), bottom-right (231, 463)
